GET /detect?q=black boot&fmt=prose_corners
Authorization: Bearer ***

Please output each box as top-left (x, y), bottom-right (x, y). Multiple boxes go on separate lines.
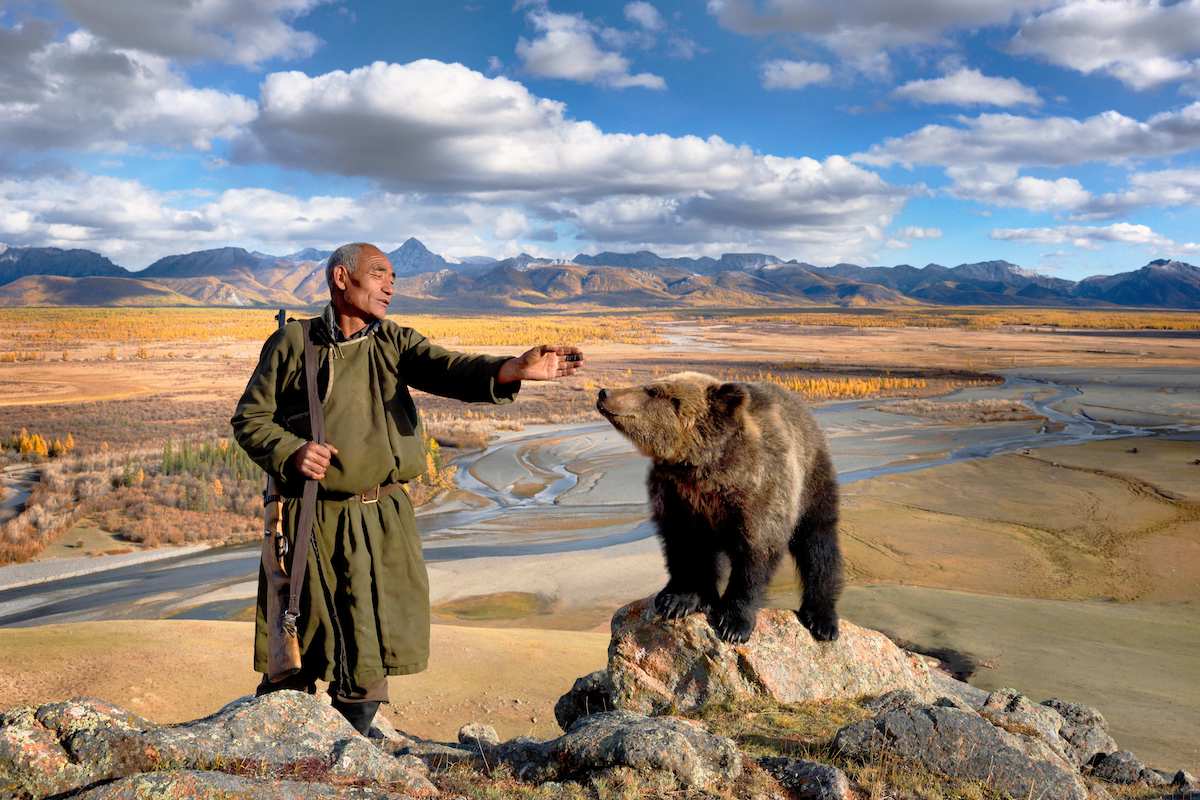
top-left (332, 699), bottom-right (380, 736)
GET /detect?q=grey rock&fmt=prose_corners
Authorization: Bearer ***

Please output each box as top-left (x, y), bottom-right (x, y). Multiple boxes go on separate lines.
top-left (0, 693), bottom-right (435, 799)
top-left (492, 736), bottom-right (554, 782)
top-left (456, 722), bottom-right (499, 749)
top-left (834, 704), bottom-right (1089, 800)
top-left (608, 596), bottom-right (934, 718)
top-left (928, 669), bottom-right (988, 709)
top-left (932, 695), bottom-right (975, 711)
top-left (554, 670), bottom-right (615, 732)
top-left (552, 711), bottom-right (741, 790)
top-left (1041, 698), bottom-right (1120, 767)
top-left (66, 769), bottom-right (420, 798)
top-left (981, 688), bottom-right (1072, 763)
top-left (1089, 750), bottom-right (1169, 786)
top-left (863, 689), bottom-right (923, 715)
top-left (757, 757), bottom-right (851, 799)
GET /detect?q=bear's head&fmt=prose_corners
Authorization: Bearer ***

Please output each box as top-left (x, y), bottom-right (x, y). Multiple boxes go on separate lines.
top-left (595, 371), bottom-right (751, 464)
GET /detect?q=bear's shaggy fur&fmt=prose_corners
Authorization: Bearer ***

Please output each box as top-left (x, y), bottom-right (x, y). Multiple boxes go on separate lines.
top-left (596, 371), bottom-right (843, 643)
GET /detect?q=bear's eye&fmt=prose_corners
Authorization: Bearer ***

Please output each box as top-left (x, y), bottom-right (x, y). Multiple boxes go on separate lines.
top-left (645, 386), bottom-right (664, 399)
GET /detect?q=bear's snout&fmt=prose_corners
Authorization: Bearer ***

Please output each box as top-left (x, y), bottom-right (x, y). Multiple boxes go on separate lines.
top-left (597, 388), bottom-right (609, 402)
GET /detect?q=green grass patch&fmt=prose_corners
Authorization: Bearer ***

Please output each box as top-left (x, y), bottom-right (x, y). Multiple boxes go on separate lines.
top-left (433, 592), bottom-right (556, 621)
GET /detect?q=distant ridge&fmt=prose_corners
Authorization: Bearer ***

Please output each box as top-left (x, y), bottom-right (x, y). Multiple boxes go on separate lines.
top-left (1, 241), bottom-right (1198, 309)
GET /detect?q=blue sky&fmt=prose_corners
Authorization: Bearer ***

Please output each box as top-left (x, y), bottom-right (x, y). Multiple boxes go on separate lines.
top-left (2, 0), bottom-right (1200, 278)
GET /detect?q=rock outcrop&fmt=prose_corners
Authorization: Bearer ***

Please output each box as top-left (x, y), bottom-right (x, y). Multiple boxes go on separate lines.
top-left (3, 598), bottom-right (1190, 800)
top-left (605, 596), bottom-right (935, 716)
top-left (0, 693), bottom-right (434, 799)
top-left (834, 703), bottom-right (1091, 800)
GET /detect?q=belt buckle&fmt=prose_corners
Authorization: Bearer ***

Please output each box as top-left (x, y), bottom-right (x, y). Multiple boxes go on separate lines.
top-left (360, 484), bottom-right (380, 504)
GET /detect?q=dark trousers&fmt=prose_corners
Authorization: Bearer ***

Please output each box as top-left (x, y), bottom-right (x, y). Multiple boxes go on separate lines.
top-left (255, 670), bottom-right (389, 704)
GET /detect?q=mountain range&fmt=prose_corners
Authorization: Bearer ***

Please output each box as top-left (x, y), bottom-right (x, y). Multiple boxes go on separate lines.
top-left (1, 239), bottom-right (1198, 310)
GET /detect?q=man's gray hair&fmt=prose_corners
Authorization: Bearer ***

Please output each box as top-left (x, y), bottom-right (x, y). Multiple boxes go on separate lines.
top-left (326, 243), bottom-right (372, 288)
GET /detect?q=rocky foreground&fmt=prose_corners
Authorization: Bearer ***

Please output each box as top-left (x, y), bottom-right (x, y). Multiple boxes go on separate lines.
top-left (2, 597), bottom-right (1196, 799)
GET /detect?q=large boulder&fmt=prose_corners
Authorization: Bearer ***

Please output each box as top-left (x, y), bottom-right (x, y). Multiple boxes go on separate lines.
top-left (757, 757), bottom-right (851, 799)
top-left (1088, 751), bottom-right (1169, 786)
top-left (0, 693), bottom-right (435, 799)
top-left (1040, 698), bottom-right (1120, 768)
top-left (607, 596), bottom-right (935, 716)
top-left (66, 770), bottom-right (414, 799)
top-left (554, 670), bottom-right (615, 732)
top-left (546, 710), bottom-right (742, 791)
top-left (834, 704), bottom-right (1090, 800)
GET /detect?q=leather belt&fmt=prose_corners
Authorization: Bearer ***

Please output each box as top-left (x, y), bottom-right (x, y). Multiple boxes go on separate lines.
top-left (272, 480), bottom-right (407, 505)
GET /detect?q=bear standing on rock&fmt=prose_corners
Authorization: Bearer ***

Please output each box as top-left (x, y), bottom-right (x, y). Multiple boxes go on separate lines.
top-left (596, 371), bottom-right (843, 644)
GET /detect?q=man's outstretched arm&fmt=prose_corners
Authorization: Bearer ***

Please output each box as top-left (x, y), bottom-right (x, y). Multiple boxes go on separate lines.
top-left (398, 329), bottom-right (584, 402)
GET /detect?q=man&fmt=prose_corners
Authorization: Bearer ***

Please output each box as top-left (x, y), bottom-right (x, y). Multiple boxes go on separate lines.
top-left (230, 242), bottom-right (583, 733)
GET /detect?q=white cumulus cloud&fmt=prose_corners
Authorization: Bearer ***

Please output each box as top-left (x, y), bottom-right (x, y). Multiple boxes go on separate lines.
top-left (624, 2), bottom-right (665, 31)
top-left (893, 68), bottom-right (1041, 107)
top-left (516, 5), bottom-right (665, 89)
top-left (898, 226), bottom-right (943, 239)
top-left (855, 103), bottom-right (1200, 168)
top-left (760, 59), bottom-right (832, 90)
top-left (1011, 0), bottom-right (1200, 90)
top-left (0, 171), bottom-right (545, 268)
top-left (59, 0), bottom-right (323, 67)
top-left (707, 0), bottom-right (1047, 75)
top-left (238, 58), bottom-right (908, 262)
top-left (0, 26), bottom-right (256, 152)
top-left (990, 222), bottom-right (1200, 252)
top-left (947, 165), bottom-right (1090, 211)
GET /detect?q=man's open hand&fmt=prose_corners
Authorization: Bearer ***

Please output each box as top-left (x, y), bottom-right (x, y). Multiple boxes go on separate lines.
top-left (498, 345), bottom-right (585, 383)
top-left (291, 441), bottom-right (339, 480)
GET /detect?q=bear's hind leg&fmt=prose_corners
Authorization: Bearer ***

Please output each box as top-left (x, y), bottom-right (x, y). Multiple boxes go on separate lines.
top-left (710, 541), bottom-right (781, 644)
top-left (791, 458), bottom-right (843, 642)
top-left (655, 533), bottom-right (721, 620)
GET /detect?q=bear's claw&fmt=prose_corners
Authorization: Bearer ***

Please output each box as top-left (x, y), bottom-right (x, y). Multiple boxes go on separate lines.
top-left (710, 606), bottom-right (756, 643)
top-left (797, 606), bottom-right (840, 642)
top-left (654, 589), bottom-right (703, 620)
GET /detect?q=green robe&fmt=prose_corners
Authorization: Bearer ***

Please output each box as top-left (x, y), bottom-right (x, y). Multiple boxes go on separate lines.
top-left (230, 316), bottom-right (518, 692)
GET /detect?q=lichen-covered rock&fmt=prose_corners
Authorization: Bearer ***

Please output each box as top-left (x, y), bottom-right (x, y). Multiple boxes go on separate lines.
top-left (1088, 750), bottom-right (1169, 786)
top-left (554, 670), bottom-right (615, 731)
top-left (457, 722), bottom-right (499, 749)
top-left (607, 597), bottom-right (934, 716)
top-left (757, 756), bottom-right (850, 799)
top-left (547, 711), bottom-right (741, 791)
top-left (1040, 698), bottom-right (1120, 768)
top-left (834, 704), bottom-right (1089, 800)
top-left (0, 693), bottom-right (436, 799)
top-left (981, 689), bottom-right (1072, 763)
top-left (66, 769), bottom-right (418, 798)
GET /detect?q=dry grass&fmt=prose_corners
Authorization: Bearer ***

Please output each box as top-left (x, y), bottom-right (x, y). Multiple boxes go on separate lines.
top-left (0, 308), bottom-right (665, 351)
top-left (879, 398), bottom-right (1045, 423)
top-left (711, 307), bottom-right (1200, 331)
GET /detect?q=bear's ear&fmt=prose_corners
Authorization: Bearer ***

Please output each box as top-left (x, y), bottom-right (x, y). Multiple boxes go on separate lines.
top-left (709, 382), bottom-right (749, 417)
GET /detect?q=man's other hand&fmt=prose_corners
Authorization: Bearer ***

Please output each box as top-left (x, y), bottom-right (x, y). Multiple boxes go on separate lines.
top-left (291, 441), bottom-right (339, 480)
top-left (498, 345), bottom-right (585, 383)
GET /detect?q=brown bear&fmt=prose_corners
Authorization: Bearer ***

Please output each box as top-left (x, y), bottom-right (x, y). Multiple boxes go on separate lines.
top-left (596, 371), bottom-right (842, 643)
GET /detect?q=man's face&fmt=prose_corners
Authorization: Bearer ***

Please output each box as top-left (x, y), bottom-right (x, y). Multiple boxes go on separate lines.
top-left (333, 247), bottom-right (394, 320)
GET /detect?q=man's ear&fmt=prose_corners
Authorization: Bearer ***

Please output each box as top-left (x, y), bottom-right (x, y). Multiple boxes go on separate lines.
top-left (709, 382), bottom-right (749, 417)
top-left (332, 264), bottom-right (348, 291)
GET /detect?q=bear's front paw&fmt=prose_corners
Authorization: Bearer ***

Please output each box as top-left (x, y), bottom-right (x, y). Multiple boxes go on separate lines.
top-left (797, 605), bottom-right (840, 642)
top-left (710, 605), bottom-right (756, 644)
top-left (654, 589), bottom-right (703, 620)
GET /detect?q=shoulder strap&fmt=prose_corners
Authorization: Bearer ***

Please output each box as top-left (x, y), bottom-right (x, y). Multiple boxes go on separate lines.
top-left (285, 318), bottom-right (326, 629)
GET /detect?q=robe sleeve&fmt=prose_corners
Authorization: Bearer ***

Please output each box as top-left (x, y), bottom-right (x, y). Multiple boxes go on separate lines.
top-left (398, 327), bottom-right (520, 404)
top-left (230, 325), bottom-right (308, 479)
